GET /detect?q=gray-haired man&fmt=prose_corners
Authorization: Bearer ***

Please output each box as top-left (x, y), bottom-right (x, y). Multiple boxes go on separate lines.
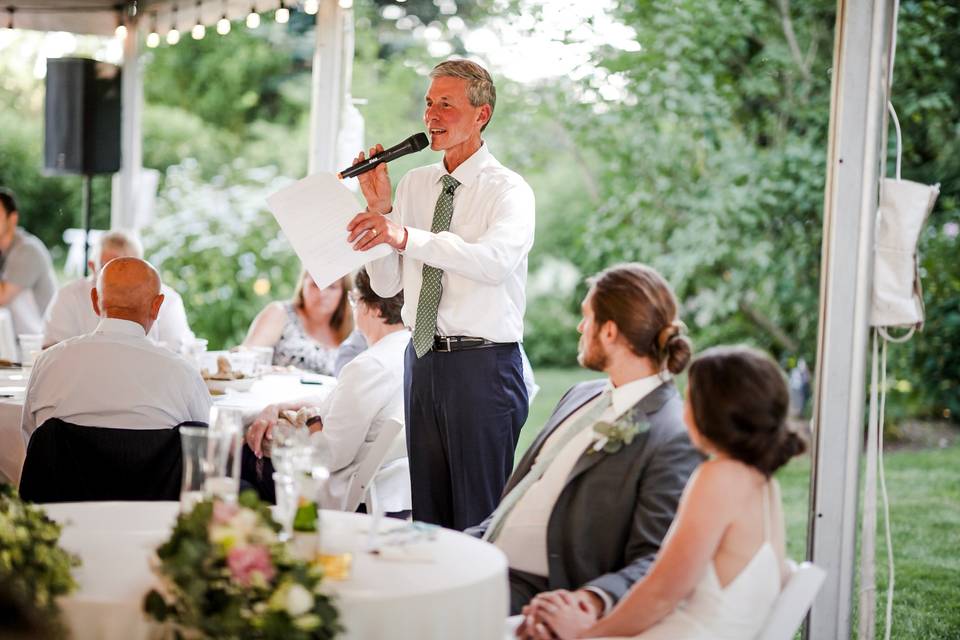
top-left (346, 60), bottom-right (536, 530)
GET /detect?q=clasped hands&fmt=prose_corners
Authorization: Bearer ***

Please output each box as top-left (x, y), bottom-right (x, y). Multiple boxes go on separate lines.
top-left (516, 589), bottom-right (602, 640)
top-left (345, 144), bottom-right (407, 252)
top-left (245, 403), bottom-right (322, 458)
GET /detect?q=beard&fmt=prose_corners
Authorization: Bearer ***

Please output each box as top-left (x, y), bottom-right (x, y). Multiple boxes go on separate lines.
top-left (577, 331), bottom-right (608, 372)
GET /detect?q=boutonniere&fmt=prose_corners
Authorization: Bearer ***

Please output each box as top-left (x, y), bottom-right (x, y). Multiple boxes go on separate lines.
top-left (589, 410), bottom-right (649, 454)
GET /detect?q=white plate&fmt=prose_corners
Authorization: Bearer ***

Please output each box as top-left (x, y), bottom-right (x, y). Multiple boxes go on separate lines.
top-left (205, 377), bottom-right (256, 394)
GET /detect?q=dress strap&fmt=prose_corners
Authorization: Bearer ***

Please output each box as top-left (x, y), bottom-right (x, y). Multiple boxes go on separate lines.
top-left (762, 481), bottom-right (772, 543)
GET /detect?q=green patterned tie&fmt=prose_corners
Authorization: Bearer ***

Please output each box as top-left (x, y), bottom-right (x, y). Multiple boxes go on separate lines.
top-left (413, 174), bottom-right (461, 357)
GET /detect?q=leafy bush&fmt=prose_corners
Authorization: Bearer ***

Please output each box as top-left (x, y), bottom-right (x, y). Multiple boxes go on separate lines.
top-left (143, 160), bottom-right (302, 350)
top-left (0, 484), bottom-right (79, 633)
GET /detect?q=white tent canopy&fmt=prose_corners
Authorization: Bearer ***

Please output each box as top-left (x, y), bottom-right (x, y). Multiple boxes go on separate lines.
top-left (2, 2), bottom-right (900, 637)
top-left (3, 1), bottom-right (291, 36)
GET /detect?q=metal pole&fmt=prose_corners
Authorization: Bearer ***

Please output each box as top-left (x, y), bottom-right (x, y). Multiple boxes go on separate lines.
top-left (307, 0), bottom-right (353, 175)
top-left (805, 0), bottom-right (896, 637)
top-left (111, 5), bottom-right (142, 231)
top-left (82, 174), bottom-right (92, 276)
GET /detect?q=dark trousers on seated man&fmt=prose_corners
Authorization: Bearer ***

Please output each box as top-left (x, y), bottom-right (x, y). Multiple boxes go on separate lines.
top-left (405, 338), bottom-right (529, 530)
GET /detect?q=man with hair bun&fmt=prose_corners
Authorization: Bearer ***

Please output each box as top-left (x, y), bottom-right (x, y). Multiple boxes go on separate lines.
top-left (467, 262), bottom-right (703, 625)
top-left (346, 59), bottom-right (535, 530)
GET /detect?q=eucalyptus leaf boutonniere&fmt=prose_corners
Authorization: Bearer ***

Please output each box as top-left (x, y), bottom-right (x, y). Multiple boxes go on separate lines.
top-left (589, 410), bottom-right (650, 454)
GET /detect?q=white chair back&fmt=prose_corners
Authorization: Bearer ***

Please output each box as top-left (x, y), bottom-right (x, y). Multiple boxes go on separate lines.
top-left (755, 561), bottom-right (827, 640)
top-left (341, 417), bottom-right (404, 513)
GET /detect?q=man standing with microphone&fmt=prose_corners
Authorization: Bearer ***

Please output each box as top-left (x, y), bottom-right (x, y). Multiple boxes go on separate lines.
top-left (346, 59), bottom-right (535, 530)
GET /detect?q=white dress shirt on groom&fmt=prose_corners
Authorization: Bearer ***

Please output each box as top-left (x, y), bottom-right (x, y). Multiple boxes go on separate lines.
top-left (21, 317), bottom-right (211, 445)
top-left (494, 374), bottom-right (667, 577)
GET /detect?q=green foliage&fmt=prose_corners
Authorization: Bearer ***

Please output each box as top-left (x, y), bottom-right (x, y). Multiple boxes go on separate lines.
top-left (145, 492), bottom-right (341, 639)
top-left (0, 484), bottom-right (80, 634)
top-left (142, 161), bottom-right (302, 350)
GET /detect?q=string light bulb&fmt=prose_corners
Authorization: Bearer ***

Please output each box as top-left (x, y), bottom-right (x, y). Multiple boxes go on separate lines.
top-left (165, 7), bottom-right (180, 44)
top-left (115, 24), bottom-right (127, 39)
top-left (246, 7), bottom-right (260, 29)
top-left (146, 14), bottom-right (160, 47)
top-left (275, 1), bottom-right (289, 24)
top-left (192, 1), bottom-right (205, 39)
top-left (216, 15), bottom-right (231, 34)
top-left (304, 0), bottom-right (319, 15)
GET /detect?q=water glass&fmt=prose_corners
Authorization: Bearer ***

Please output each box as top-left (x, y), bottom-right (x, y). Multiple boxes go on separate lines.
top-left (18, 334), bottom-right (43, 366)
top-left (206, 406), bottom-right (244, 501)
top-left (179, 426), bottom-right (227, 512)
top-left (273, 471), bottom-right (298, 542)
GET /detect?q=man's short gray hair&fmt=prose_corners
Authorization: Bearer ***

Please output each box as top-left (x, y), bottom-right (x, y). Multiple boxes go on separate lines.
top-left (99, 229), bottom-right (143, 260)
top-left (430, 59), bottom-right (496, 130)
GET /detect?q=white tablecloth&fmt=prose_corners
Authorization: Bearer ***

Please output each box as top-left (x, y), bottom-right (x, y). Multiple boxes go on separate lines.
top-left (0, 368), bottom-right (29, 484)
top-left (0, 371), bottom-right (333, 487)
top-left (46, 501), bottom-right (508, 640)
top-left (0, 307), bottom-right (17, 361)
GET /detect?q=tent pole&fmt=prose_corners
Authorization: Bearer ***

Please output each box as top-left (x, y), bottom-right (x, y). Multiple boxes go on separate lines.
top-left (112, 6), bottom-right (143, 232)
top-left (308, 0), bottom-right (353, 175)
top-left (805, 0), bottom-right (896, 637)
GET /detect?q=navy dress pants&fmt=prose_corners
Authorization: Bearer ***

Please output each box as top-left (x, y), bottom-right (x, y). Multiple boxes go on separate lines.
top-left (404, 339), bottom-right (529, 530)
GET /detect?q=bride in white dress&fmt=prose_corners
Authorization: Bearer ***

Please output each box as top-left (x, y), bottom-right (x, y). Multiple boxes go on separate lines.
top-left (523, 346), bottom-right (807, 640)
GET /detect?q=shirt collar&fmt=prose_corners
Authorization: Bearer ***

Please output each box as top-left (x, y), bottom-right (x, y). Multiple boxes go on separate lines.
top-left (435, 141), bottom-right (491, 188)
top-left (94, 317), bottom-right (148, 338)
top-left (606, 373), bottom-right (670, 418)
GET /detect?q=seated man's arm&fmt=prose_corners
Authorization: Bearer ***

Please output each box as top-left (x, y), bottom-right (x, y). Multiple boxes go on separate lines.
top-left (310, 355), bottom-right (392, 472)
top-left (582, 429), bottom-right (703, 605)
top-left (0, 280), bottom-right (22, 306)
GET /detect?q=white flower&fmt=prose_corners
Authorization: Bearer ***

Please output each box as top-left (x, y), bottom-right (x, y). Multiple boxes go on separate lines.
top-left (285, 583), bottom-right (314, 617)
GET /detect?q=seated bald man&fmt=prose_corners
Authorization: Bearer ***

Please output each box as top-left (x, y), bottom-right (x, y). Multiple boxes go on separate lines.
top-left (21, 257), bottom-right (211, 445)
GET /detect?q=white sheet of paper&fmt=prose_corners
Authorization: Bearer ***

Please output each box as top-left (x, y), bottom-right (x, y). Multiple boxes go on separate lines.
top-left (266, 172), bottom-right (393, 288)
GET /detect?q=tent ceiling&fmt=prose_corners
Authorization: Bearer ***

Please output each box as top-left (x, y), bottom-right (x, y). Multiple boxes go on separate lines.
top-left (4, 0), bottom-right (285, 36)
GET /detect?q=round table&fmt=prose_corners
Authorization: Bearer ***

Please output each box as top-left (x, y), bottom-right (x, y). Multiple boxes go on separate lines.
top-left (46, 501), bottom-right (509, 640)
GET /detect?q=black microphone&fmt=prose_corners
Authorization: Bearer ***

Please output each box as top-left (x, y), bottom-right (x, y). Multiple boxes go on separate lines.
top-left (338, 132), bottom-right (430, 179)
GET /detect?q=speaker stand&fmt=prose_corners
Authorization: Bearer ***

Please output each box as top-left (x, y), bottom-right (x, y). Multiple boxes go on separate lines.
top-left (82, 174), bottom-right (92, 277)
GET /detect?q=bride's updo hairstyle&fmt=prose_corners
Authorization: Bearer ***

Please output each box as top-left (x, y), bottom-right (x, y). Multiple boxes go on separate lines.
top-left (588, 263), bottom-right (692, 375)
top-left (687, 346), bottom-right (807, 477)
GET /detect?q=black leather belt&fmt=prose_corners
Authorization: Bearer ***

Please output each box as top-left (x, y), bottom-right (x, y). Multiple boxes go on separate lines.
top-left (432, 335), bottom-right (511, 352)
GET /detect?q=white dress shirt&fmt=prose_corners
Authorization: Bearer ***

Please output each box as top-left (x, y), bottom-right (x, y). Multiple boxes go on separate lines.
top-left (495, 374), bottom-right (667, 577)
top-left (311, 329), bottom-right (411, 513)
top-left (22, 317), bottom-right (211, 444)
top-left (367, 143), bottom-right (535, 343)
top-left (42, 277), bottom-right (196, 350)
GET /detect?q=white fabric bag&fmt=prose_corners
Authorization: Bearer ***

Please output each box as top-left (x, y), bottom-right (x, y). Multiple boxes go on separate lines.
top-left (870, 103), bottom-right (940, 330)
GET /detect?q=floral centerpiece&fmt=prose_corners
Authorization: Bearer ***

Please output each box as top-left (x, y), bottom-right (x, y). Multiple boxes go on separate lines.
top-left (144, 491), bottom-right (342, 639)
top-left (0, 484), bottom-right (79, 628)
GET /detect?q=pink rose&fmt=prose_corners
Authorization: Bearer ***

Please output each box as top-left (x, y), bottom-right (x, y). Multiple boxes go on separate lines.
top-left (212, 501), bottom-right (240, 525)
top-left (226, 545), bottom-right (276, 586)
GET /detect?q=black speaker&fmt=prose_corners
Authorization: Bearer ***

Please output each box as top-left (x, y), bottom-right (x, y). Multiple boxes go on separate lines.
top-left (44, 58), bottom-right (121, 175)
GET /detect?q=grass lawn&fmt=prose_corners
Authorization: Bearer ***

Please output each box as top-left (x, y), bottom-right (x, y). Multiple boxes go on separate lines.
top-left (520, 367), bottom-right (960, 639)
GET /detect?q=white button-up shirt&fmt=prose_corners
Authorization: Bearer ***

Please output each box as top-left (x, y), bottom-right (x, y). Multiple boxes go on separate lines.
top-left (367, 143), bottom-right (535, 343)
top-left (311, 329), bottom-right (410, 513)
top-left (495, 374), bottom-right (667, 577)
top-left (42, 277), bottom-right (196, 350)
top-left (22, 317), bottom-right (211, 444)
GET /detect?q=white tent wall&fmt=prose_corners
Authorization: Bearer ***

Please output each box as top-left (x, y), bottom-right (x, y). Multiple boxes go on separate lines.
top-left (806, 0), bottom-right (897, 638)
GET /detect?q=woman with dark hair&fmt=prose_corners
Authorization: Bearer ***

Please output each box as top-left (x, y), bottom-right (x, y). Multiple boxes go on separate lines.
top-left (526, 346), bottom-right (807, 640)
top-left (242, 269), bottom-right (364, 376)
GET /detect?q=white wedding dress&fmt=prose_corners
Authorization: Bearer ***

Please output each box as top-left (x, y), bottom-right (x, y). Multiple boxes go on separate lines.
top-left (602, 484), bottom-right (781, 640)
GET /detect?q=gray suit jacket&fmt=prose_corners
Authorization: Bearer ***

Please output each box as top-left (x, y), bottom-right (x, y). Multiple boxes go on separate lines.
top-left (468, 379), bottom-right (703, 603)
